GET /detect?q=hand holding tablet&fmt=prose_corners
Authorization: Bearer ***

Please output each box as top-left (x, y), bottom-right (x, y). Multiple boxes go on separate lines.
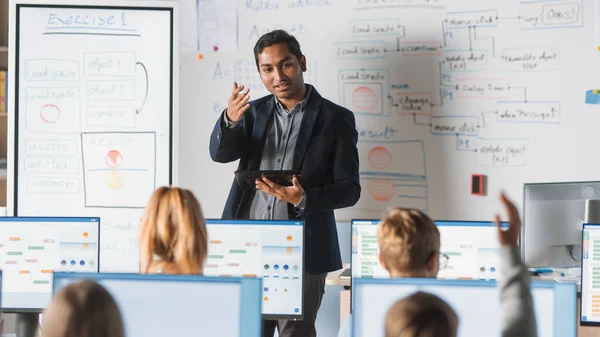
top-left (234, 170), bottom-right (303, 190)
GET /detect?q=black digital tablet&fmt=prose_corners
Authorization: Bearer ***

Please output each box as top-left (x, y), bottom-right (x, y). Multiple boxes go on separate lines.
top-left (234, 170), bottom-right (303, 190)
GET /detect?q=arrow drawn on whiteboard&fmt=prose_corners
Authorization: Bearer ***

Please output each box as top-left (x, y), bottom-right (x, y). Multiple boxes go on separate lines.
top-left (473, 26), bottom-right (497, 58)
top-left (468, 26), bottom-right (473, 51)
top-left (480, 111), bottom-right (497, 128)
top-left (136, 62), bottom-right (149, 114)
top-left (413, 113), bottom-right (432, 127)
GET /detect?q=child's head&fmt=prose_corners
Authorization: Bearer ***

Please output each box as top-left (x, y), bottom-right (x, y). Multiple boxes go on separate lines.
top-left (139, 186), bottom-right (208, 274)
top-left (385, 291), bottom-right (458, 337)
top-left (42, 280), bottom-right (124, 337)
top-left (377, 208), bottom-right (441, 278)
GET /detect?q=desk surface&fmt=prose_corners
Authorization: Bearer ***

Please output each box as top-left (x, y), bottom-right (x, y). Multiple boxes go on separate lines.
top-left (326, 264), bottom-right (351, 287)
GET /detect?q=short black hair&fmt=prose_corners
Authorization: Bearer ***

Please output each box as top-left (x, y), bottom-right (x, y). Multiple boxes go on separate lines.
top-left (254, 30), bottom-right (303, 68)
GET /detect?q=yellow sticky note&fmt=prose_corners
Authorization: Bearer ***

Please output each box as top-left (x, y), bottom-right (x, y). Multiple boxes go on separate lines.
top-left (594, 89), bottom-right (599, 95)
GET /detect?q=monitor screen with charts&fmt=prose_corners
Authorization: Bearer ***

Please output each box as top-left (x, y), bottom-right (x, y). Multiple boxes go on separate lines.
top-left (353, 278), bottom-right (577, 337)
top-left (204, 219), bottom-right (304, 319)
top-left (0, 217), bottom-right (100, 312)
top-left (351, 220), bottom-right (508, 280)
top-left (581, 223), bottom-right (600, 325)
top-left (53, 273), bottom-right (262, 337)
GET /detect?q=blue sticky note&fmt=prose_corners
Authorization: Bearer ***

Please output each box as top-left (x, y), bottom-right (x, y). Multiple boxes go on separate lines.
top-left (585, 90), bottom-right (600, 104)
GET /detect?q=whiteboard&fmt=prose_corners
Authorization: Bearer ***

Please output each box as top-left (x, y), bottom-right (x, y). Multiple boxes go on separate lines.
top-left (178, 0), bottom-right (600, 223)
top-left (7, 0), bottom-right (178, 272)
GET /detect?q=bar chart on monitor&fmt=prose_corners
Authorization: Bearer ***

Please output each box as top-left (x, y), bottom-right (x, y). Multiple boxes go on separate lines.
top-left (204, 226), bottom-right (262, 277)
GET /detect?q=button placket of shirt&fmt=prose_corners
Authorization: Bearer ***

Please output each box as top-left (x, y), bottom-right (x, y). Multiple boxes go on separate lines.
top-left (279, 111), bottom-right (294, 170)
top-left (269, 196), bottom-right (276, 219)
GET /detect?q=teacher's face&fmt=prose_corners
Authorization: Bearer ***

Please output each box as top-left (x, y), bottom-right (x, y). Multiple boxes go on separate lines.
top-left (257, 43), bottom-right (306, 104)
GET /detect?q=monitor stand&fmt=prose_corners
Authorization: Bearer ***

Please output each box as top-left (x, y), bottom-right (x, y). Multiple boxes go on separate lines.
top-left (16, 313), bottom-right (39, 337)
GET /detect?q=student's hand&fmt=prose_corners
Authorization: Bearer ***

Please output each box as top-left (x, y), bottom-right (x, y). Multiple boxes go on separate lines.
top-left (226, 82), bottom-right (251, 123)
top-left (494, 191), bottom-right (521, 247)
top-left (256, 176), bottom-right (304, 206)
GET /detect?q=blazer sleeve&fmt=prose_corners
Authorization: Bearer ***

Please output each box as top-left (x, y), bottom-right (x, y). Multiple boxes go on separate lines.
top-left (209, 110), bottom-right (248, 163)
top-left (499, 246), bottom-right (538, 337)
top-left (303, 110), bottom-right (361, 214)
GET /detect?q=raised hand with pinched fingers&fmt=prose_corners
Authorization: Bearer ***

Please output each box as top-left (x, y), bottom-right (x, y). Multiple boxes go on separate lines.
top-left (226, 82), bottom-right (251, 123)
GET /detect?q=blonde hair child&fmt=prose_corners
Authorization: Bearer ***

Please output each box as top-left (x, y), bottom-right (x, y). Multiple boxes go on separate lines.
top-left (139, 186), bottom-right (208, 274)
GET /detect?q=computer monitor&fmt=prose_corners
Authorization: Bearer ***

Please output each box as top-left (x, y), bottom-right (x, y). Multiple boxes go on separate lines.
top-left (353, 278), bottom-right (577, 337)
top-left (436, 220), bottom-right (508, 280)
top-left (53, 273), bottom-right (262, 337)
top-left (204, 219), bottom-right (304, 320)
top-left (0, 217), bottom-right (100, 312)
top-left (523, 181), bottom-right (600, 268)
top-left (351, 219), bottom-right (508, 280)
top-left (351, 219), bottom-right (388, 279)
top-left (581, 223), bottom-right (600, 325)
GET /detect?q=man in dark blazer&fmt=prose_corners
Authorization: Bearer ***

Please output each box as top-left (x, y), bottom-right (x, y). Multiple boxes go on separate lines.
top-left (209, 30), bottom-right (360, 337)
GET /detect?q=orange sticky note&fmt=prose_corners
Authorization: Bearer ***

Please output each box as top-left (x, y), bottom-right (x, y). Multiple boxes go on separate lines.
top-left (197, 53), bottom-right (204, 60)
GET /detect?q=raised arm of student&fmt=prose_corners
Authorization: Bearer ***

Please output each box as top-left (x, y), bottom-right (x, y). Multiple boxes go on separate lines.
top-left (495, 192), bottom-right (537, 337)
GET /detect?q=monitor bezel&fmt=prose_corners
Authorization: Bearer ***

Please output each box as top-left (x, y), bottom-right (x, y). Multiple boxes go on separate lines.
top-left (522, 180), bottom-right (600, 269)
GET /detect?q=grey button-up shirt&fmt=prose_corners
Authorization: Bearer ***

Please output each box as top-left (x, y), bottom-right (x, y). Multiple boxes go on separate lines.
top-left (247, 85), bottom-right (312, 220)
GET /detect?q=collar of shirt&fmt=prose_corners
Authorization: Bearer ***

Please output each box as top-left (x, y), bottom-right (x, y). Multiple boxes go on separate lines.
top-left (275, 84), bottom-right (312, 114)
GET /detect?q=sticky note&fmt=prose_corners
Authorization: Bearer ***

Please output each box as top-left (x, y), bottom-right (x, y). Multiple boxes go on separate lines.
top-left (196, 53), bottom-right (204, 60)
top-left (585, 90), bottom-right (600, 105)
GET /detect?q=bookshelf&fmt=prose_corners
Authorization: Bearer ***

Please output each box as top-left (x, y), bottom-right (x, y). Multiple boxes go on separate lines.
top-left (0, 6), bottom-right (13, 337)
top-left (0, 0), bottom-right (8, 207)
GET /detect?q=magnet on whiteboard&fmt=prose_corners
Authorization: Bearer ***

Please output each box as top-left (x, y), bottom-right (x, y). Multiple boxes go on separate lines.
top-left (471, 174), bottom-right (486, 196)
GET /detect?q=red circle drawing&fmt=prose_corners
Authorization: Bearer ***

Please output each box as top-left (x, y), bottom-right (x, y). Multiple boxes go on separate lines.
top-left (105, 150), bottom-right (123, 168)
top-left (369, 180), bottom-right (395, 202)
top-left (368, 146), bottom-right (393, 169)
top-left (40, 104), bottom-right (61, 123)
top-left (352, 86), bottom-right (378, 111)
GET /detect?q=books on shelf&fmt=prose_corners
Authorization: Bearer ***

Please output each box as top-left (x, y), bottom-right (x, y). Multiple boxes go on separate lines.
top-left (0, 69), bottom-right (6, 112)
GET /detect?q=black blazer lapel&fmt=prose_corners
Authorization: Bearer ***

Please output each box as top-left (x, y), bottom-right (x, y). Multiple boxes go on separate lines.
top-left (248, 97), bottom-right (275, 170)
top-left (293, 86), bottom-right (323, 170)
